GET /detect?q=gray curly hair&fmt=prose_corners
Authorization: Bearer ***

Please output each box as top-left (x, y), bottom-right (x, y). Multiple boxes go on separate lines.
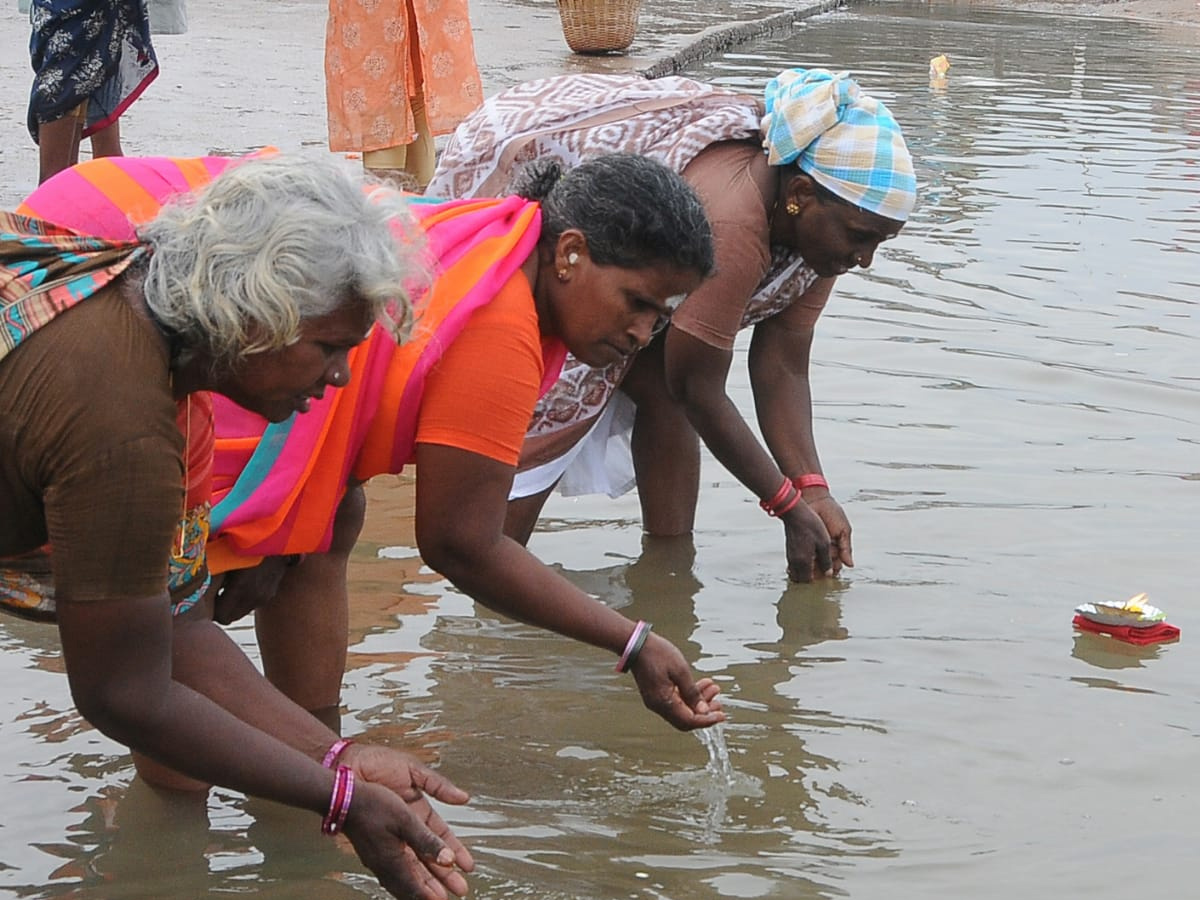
top-left (138, 154), bottom-right (425, 367)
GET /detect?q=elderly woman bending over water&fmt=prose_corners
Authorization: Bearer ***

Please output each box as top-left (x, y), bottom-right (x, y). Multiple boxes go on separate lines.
top-left (428, 67), bottom-right (918, 582)
top-left (0, 155), bottom-right (472, 900)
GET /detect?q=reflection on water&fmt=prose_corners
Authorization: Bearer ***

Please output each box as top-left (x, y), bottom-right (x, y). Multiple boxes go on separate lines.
top-left (1070, 630), bottom-right (1170, 672)
top-left (3, 2), bottom-right (1199, 898)
top-left (409, 533), bottom-right (891, 899)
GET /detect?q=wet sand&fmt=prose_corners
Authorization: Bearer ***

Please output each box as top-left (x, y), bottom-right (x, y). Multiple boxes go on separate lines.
top-left (1011, 0), bottom-right (1200, 26)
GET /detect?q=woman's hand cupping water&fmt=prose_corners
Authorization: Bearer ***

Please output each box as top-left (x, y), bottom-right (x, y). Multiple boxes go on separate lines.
top-left (341, 777), bottom-right (469, 899)
top-left (340, 742), bottom-right (475, 896)
top-left (780, 501), bottom-right (834, 582)
top-left (628, 634), bottom-right (725, 731)
top-left (803, 490), bottom-right (853, 576)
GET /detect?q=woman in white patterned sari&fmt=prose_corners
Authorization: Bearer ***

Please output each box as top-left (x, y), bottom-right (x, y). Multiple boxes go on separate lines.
top-left (428, 68), bottom-right (917, 582)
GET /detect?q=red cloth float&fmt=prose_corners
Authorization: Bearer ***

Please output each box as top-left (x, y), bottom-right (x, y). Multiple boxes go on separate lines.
top-left (1072, 614), bottom-right (1180, 646)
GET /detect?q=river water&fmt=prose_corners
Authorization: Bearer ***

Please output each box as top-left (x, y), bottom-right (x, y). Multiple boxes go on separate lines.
top-left (1, 1), bottom-right (1198, 898)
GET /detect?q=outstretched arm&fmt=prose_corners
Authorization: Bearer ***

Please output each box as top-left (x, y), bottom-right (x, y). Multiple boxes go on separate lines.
top-left (57, 595), bottom-right (470, 899)
top-left (660, 323), bottom-right (833, 582)
top-left (414, 442), bottom-right (725, 731)
top-left (748, 280), bottom-right (853, 575)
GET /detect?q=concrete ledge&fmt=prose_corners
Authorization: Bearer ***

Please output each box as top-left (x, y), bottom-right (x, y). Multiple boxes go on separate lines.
top-left (640, 1), bottom-right (848, 79)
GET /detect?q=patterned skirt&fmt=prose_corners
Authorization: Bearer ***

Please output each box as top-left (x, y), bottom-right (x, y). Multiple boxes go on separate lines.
top-left (27, 0), bottom-right (158, 140)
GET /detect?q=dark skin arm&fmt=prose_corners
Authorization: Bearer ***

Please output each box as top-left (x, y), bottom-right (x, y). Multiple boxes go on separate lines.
top-left (204, 486), bottom-right (474, 893)
top-left (748, 280), bottom-right (853, 576)
top-left (56, 593), bottom-right (467, 899)
top-left (414, 442), bottom-right (724, 731)
top-left (659, 322), bottom-right (833, 582)
top-left (216, 482), bottom-right (368, 724)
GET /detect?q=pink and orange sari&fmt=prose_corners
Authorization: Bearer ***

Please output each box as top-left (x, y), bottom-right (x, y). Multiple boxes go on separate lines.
top-left (18, 153), bottom-right (565, 578)
top-left (207, 193), bottom-right (558, 570)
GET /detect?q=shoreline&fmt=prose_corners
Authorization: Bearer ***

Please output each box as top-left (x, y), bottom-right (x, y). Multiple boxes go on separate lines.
top-left (987, 0), bottom-right (1200, 27)
top-left (0, 0), bottom-right (1195, 203)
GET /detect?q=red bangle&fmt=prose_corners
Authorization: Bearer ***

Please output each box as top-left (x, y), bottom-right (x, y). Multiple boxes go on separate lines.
top-left (792, 473), bottom-right (829, 492)
top-left (773, 489), bottom-right (803, 517)
top-left (759, 477), bottom-right (792, 513)
top-left (762, 484), bottom-right (800, 517)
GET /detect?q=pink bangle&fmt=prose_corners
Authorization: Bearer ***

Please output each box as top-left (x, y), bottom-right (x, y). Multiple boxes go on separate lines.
top-left (773, 489), bottom-right (803, 517)
top-left (792, 473), bottom-right (829, 492)
top-left (334, 767), bottom-right (355, 833)
top-left (762, 485), bottom-right (800, 517)
top-left (321, 765), bottom-right (355, 836)
top-left (322, 738), bottom-right (354, 769)
top-left (615, 620), bottom-right (652, 673)
top-left (759, 478), bottom-right (792, 514)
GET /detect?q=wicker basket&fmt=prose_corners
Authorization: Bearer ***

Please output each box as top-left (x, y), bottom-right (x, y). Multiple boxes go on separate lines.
top-left (556, 0), bottom-right (643, 54)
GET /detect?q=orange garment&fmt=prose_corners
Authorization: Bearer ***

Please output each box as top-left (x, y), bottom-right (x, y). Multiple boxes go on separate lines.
top-left (206, 195), bottom-right (564, 571)
top-left (414, 271), bottom-right (546, 464)
top-left (325, 0), bottom-right (482, 153)
top-left (206, 275), bottom-right (547, 574)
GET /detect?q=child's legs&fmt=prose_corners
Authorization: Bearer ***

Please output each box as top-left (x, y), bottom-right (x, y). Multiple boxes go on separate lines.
top-left (37, 100), bottom-right (85, 183)
top-left (88, 119), bottom-right (122, 158)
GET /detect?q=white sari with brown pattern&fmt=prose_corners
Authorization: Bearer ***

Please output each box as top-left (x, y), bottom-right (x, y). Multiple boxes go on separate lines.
top-left (428, 73), bottom-right (819, 498)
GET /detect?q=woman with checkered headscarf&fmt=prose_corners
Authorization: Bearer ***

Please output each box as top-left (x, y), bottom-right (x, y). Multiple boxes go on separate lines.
top-left (760, 68), bottom-right (915, 224)
top-left (429, 66), bottom-right (918, 583)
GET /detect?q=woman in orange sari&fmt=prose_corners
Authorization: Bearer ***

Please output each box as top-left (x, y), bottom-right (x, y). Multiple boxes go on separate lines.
top-left (210, 154), bottom-right (725, 738)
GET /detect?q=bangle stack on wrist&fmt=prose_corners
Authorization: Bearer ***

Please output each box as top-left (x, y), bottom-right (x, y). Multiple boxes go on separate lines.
top-left (615, 620), bottom-right (653, 673)
top-left (759, 477), bottom-right (802, 517)
top-left (321, 765), bottom-right (355, 836)
top-left (791, 473), bottom-right (829, 494)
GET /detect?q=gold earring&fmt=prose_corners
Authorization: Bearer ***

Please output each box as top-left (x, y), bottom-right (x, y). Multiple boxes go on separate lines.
top-left (786, 201), bottom-right (801, 215)
top-left (557, 269), bottom-right (568, 281)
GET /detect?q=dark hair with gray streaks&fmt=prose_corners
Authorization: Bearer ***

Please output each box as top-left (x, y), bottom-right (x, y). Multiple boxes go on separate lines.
top-left (511, 153), bottom-right (714, 278)
top-left (138, 154), bottom-right (425, 368)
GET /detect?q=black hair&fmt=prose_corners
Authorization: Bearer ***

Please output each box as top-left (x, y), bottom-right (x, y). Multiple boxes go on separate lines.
top-left (511, 153), bottom-right (714, 278)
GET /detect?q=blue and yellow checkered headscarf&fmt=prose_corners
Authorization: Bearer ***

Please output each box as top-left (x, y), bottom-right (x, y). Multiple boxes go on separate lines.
top-left (761, 68), bottom-right (916, 222)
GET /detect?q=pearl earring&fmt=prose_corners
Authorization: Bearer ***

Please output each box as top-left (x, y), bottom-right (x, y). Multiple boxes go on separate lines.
top-left (786, 202), bottom-right (801, 215)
